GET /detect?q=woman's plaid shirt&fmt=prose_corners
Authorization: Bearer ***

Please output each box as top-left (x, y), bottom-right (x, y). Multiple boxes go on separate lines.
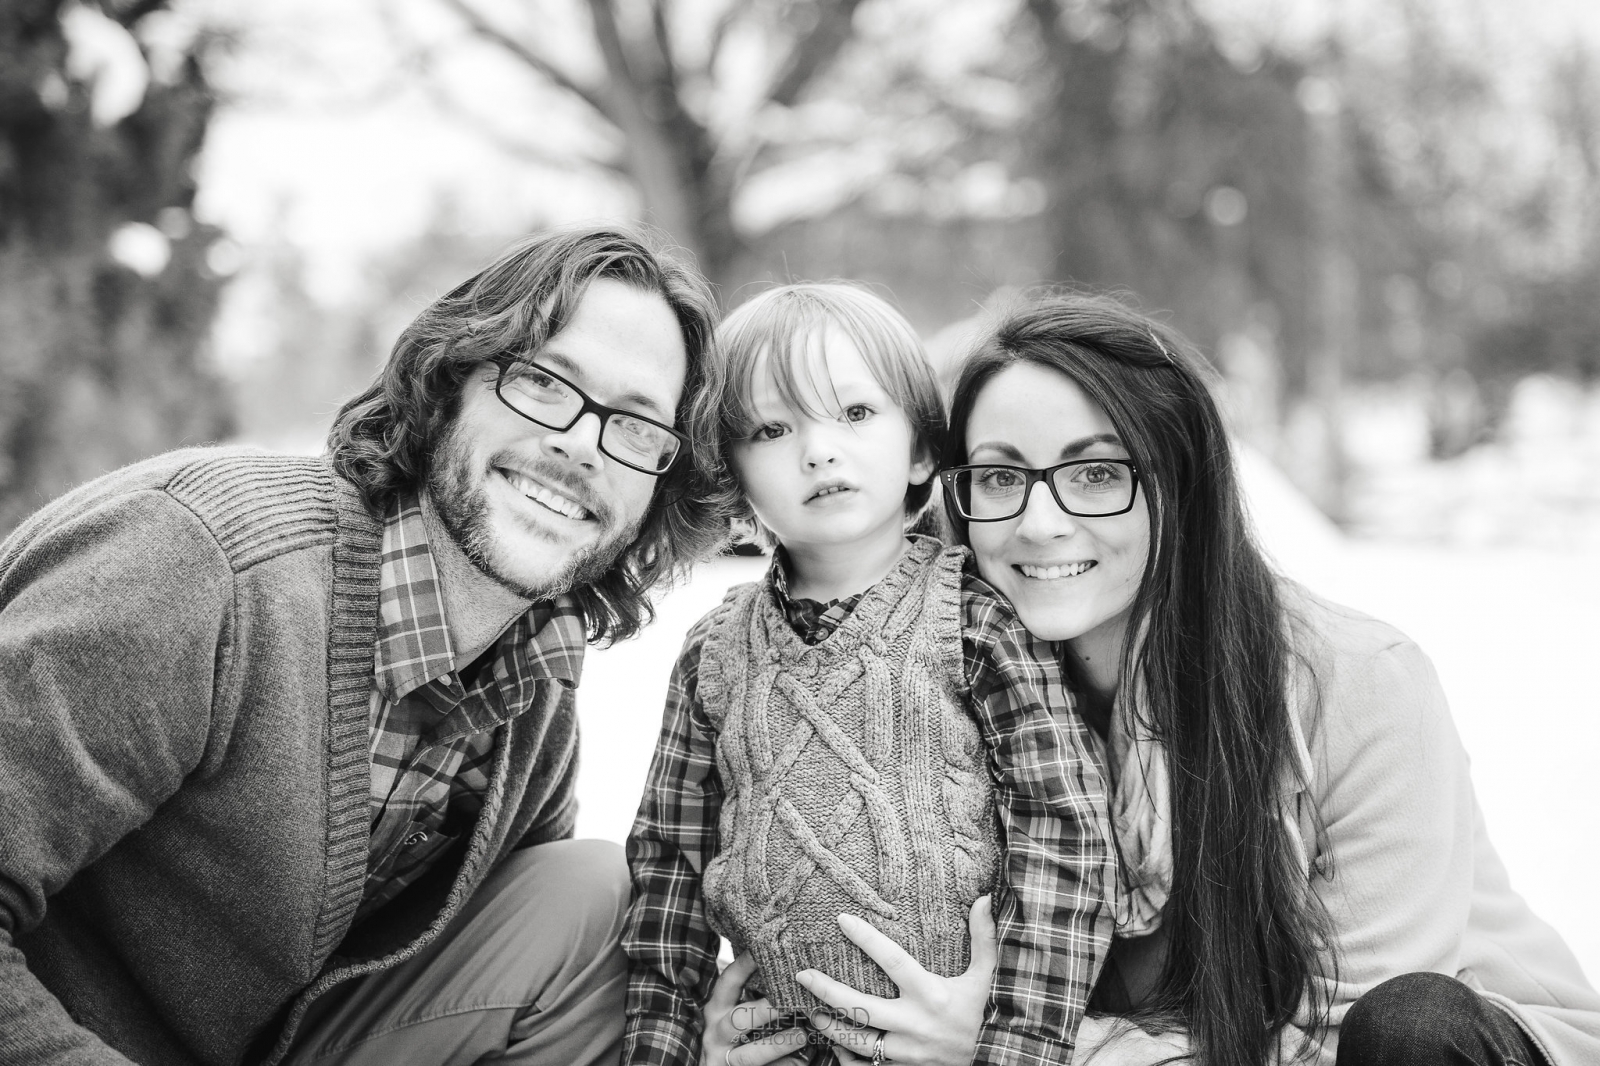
top-left (358, 494), bottom-right (586, 921)
top-left (622, 558), bottom-right (1119, 1066)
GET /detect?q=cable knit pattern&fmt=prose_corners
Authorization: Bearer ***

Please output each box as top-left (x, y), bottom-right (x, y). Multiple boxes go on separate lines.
top-left (698, 538), bottom-right (1000, 1012)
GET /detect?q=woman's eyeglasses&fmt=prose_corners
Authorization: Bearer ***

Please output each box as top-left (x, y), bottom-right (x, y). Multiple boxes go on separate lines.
top-left (939, 459), bottom-right (1140, 521)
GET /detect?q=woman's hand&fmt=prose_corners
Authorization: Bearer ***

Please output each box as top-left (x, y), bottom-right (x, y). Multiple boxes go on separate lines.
top-left (701, 953), bottom-right (810, 1066)
top-left (796, 896), bottom-right (997, 1066)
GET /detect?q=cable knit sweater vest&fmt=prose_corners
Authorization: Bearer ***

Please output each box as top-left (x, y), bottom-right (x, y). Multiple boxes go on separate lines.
top-left (698, 537), bottom-right (1001, 1012)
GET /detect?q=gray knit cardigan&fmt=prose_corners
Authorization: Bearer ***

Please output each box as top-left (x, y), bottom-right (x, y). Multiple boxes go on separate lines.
top-left (0, 447), bottom-right (581, 1066)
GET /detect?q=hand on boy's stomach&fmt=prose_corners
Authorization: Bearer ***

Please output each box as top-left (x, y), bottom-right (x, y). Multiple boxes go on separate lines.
top-left (794, 897), bottom-right (996, 1066)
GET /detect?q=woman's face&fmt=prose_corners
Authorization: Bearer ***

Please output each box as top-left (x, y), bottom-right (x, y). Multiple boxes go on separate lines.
top-left (963, 361), bottom-right (1151, 664)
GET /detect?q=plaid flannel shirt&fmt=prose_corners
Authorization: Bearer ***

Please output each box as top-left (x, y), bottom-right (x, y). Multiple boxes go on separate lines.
top-left (622, 554), bottom-right (1118, 1066)
top-left (767, 548), bottom-right (863, 644)
top-left (358, 493), bottom-right (585, 921)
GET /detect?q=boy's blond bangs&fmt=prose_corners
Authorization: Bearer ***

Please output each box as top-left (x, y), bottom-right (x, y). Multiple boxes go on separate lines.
top-left (712, 283), bottom-right (944, 453)
top-left (687, 282), bottom-right (949, 534)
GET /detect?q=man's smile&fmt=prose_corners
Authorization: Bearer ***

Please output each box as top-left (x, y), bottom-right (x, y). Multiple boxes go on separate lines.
top-left (497, 466), bottom-right (593, 522)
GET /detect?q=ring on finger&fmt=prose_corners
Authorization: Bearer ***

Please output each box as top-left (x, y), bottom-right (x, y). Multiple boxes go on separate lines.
top-left (872, 1030), bottom-right (887, 1066)
top-left (725, 1047), bottom-right (735, 1066)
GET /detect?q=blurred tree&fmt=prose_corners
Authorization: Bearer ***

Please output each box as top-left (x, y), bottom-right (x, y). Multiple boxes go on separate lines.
top-left (418, 0), bottom-right (867, 291)
top-left (0, 0), bottom-right (231, 534)
top-left (1005, 0), bottom-right (1594, 504)
top-left (1013, 0), bottom-right (1372, 511)
top-left (1469, 43), bottom-right (1600, 395)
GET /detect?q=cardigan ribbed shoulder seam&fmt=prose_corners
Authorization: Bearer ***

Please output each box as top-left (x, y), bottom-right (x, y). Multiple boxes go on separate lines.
top-left (156, 448), bottom-right (382, 963)
top-left (159, 449), bottom-right (345, 573)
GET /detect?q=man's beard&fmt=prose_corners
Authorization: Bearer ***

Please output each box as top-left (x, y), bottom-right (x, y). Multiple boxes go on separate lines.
top-left (427, 431), bottom-right (648, 603)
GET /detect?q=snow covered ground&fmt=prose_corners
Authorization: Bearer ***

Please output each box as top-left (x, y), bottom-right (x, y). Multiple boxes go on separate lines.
top-left (573, 449), bottom-right (1600, 984)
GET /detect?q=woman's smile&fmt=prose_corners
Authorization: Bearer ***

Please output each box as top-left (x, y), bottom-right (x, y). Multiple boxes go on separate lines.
top-left (962, 361), bottom-right (1150, 670)
top-left (1016, 560), bottom-right (1096, 580)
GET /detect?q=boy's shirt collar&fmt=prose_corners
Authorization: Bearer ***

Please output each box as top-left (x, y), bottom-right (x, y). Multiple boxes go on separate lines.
top-left (767, 546), bottom-right (865, 646)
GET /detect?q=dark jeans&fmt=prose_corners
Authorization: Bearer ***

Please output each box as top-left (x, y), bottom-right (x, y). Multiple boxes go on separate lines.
top-left (1337, 972), bottom-right (1550, 1066)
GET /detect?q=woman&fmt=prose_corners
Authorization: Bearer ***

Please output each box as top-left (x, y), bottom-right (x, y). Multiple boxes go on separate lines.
top-left (783, 294), bottom-right (1600, 1066)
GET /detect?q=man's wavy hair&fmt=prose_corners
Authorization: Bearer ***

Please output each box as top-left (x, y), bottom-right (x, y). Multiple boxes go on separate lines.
top-left (328, 225), bottom-right (728, 645)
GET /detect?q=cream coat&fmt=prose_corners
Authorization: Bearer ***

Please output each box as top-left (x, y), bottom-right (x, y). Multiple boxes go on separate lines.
top-left (1101, 588), bottom-right (1600, 1065)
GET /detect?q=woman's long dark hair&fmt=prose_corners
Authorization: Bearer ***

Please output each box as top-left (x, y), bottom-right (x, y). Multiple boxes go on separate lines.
top-left (327, 224), bottom-right (728, 645)
top-left (942, 293), bottom-right (1332, 1066)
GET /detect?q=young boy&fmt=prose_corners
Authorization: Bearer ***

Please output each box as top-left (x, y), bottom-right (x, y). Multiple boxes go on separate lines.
top-left (622, 284), bottom-right (1118, 1066)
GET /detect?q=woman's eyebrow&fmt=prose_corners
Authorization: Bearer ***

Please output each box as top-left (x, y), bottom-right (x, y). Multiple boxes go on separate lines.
top-left (1060, 433), bottom-right (1123, 458)
top-left (968, 441), bottom-right (1027, 462)
top-left (969, 433), bottom-right (1123, 463)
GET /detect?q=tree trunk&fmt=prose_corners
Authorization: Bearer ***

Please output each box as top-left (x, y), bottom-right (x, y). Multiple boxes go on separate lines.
top-left (585, 0), bottom-right (741, 292)
top-left (0, 0), bottom-right (231, 534)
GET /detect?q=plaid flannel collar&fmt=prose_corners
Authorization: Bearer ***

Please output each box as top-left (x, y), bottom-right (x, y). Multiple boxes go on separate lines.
top-left (767, 547), bottom-right (864, 645)
top-left (374, 493), bottom-right (585, 703)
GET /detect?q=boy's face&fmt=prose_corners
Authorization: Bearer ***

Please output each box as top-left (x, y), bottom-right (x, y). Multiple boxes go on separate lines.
top-left (729, 329), bottom-right (933, 563)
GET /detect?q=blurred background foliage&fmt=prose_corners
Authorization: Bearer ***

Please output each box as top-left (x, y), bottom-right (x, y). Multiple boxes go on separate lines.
top-left (3, 0), bottom-right (1600, 541)
top-left (0, 0), bottom-right (231, 531)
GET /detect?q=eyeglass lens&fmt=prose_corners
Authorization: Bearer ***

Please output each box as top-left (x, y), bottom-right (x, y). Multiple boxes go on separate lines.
top-left (951, 462), bottom-right (1134, 519)
top-left (499, 366), bottom-right (681, 473)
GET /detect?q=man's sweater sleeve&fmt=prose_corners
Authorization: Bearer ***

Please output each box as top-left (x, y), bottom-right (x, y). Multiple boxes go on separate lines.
top-left (622, 616), bottom-right (726, 1066)
top-left (0, 488), bottom-right (233, 1065)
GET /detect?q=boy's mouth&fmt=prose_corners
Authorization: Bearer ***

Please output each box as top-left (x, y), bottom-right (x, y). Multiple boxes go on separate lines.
top-left (805, 480), bottom-right (853, 503)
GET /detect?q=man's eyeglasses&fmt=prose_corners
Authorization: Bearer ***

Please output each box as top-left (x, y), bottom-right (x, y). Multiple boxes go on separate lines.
top-left (494, 361), bottom-right (689, 476)
top-left (939, 459), bottom-right (1140, 521)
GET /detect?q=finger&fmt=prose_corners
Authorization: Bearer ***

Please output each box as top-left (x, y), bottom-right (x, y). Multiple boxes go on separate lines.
top-left (730, 1025), bottom-right (809, 1066)
top-left (718, 999), bottom-right (790, 1043)
top-left (963, 895), bottom-right (999, 977)
top-left (833, 913), bottom-right (934, 996)
top-left (808, 1023), bottom-right (889, 1063)
top-left (793, 966), bottom-right (899, 1029)
top-left (710, 952), bottom-right (759, 1012)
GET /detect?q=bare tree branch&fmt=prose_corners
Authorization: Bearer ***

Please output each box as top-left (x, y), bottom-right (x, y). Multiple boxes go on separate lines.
top-left (436, 0), bottom-right (615, 123)
top-left (651, 0), bottom-right (679, 96)
top-left (705, 3), bottom-right (743, 78)
top-left (421, 77), bottom-right (628, 177)
top-left (765, 0), bottom-right (866, 108)
top-left (584, 0), bottom-right (637, 98)
top-left (107, 0), bottom-right (168, 28)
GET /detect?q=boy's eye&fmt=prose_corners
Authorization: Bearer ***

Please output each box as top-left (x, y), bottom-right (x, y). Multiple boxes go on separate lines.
top-left (843, 404), bottom-right (873, 423)
top-left (752, 423), bottom-right (788, 441)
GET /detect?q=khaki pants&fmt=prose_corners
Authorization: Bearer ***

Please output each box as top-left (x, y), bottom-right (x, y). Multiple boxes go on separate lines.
top-left (284, 839), bottom-right (627, 1066)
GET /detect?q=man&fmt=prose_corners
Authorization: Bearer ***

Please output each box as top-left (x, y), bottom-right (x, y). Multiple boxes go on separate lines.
top-left (0, 226), bottom-right (726, 1065)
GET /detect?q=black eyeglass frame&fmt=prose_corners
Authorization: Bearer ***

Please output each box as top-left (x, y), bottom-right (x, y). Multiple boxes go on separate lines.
top-left (938, 459), bottom-right (1142, 521)
top-left (493, 359), bottom-right (691, 476)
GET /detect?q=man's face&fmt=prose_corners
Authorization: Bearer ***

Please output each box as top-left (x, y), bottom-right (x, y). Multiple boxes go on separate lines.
top-left (427, 278), bottom-right (689, 600)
